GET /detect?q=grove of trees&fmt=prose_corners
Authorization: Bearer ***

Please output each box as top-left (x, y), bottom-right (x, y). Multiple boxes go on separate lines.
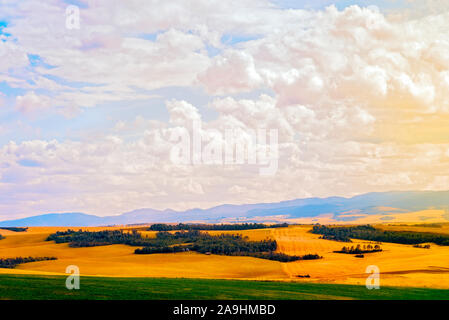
top-left (0, 227), bottom-right (28, 232)
top-left (47, 229), bottom-right (320, 262)
top-left (147, 223), bottom-right (288, 231)
top-left (312, 224), bottom-right (449, 246)
top-left (0, 256), bottom-right (57, 268)
top-left (335, 244), bottom-right (382, 254)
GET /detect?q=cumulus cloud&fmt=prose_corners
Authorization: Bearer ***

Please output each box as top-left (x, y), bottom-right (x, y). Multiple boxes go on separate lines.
top-left (1, 1), bottom-right (449, 217)
top-left (199, 5), bottom-right (449, 118)
top-left (198, 50), bottom-right (263, 94)
top-left (2, 97), bottom-right (449, 217)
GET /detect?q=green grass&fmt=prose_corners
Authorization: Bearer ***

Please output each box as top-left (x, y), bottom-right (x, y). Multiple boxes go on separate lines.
top-left (0, 275), bottom-right (449, 300)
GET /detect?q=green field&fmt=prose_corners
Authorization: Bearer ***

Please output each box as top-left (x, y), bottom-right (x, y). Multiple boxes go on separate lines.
top-left (0, 275), bottom-right (449, 300)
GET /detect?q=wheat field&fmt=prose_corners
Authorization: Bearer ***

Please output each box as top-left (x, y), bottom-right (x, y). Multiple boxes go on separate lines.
top-left (0, 228), bottom-right (286, 280)
top-left (271, 225), bottom-right (449, 289)
top-left (1, 224), bottom-right (449, 289)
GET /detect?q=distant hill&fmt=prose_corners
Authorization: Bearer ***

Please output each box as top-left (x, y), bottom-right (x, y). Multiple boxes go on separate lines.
top-left (1, 191), bottom-right (449, 227)
top-left (0, 213), bottom-right (105, 227)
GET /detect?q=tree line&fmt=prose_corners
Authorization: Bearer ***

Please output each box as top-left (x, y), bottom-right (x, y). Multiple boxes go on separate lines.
top-left (141, 231), bottom-right (321, 262)
top-left (47, 229), bottom-right (320, 262)
top-left (0, 227), bottom-right (28, 232)
top-left (147, 223), bottom-right (289, 231)
top-left (334, 244), bottom-right (382, 254)
top-left (312, 224), bottom-right (449, 246)
top-left (47, 229), bottom-right (155, 247)
top-left (0, 256), bottom-right (57, 268)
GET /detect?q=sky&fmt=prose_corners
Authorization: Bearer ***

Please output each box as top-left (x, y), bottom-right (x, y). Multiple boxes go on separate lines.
top-left (1, 0), bottom-right (449, 219)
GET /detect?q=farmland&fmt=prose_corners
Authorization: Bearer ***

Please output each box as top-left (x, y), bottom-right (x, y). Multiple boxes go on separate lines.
top-left (1, 223), bottom-right (449, 294)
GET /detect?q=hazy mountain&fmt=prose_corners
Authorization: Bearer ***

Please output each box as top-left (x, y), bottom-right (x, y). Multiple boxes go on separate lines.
top-left (1, 191), bottom-right (449, 227)
top-left (0, 213), bottom-right (105, 227)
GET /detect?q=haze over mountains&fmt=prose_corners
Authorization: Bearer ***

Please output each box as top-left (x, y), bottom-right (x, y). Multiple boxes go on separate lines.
top-left (1, 191), bottom-right (449, 227)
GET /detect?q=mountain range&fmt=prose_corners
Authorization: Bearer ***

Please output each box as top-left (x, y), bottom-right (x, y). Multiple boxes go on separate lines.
top-left (1, 191), bottom-right (449, 227)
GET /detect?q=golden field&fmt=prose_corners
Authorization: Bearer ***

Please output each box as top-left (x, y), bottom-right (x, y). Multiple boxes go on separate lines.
top-left (1, 224), bottom-right (449, 289)
top-left (0, 227), bottom-right (286, 280)
top-left (271, 225), bottom-right (449, 289)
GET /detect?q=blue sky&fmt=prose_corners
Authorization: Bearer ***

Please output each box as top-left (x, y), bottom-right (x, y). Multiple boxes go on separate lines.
top-left (1, 0), bottom-right (448, 219)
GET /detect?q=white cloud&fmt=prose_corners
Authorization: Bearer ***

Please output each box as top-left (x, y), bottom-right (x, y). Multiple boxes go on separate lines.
top-left (198, 50), bottom-right (263, 95)
top-left (0, 41), bottom-right (29, 72)
top-left (1, 1), bottom-right (449, 217)
top-left (15, 92), bottom-right (53, 114)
